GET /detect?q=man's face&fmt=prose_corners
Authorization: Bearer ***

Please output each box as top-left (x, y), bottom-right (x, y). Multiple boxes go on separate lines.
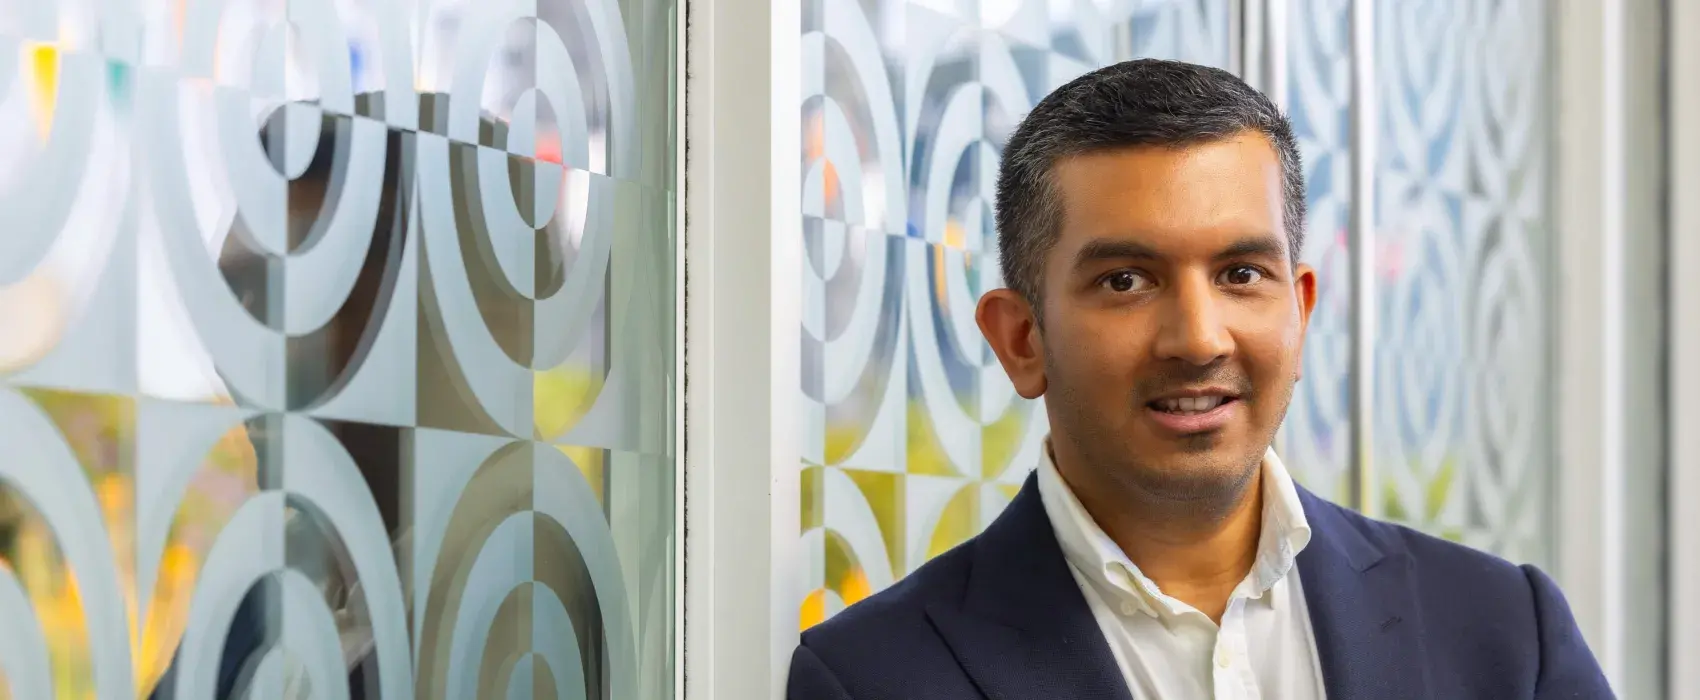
top-left (982, 132), bottom-right (1315, 502)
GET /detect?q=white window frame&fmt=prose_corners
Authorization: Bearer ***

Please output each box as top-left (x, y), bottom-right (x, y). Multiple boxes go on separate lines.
top-left (1554, 0), bottom-right (1629, 687)
top-left (1668, 0), bottom-right (1700, 696)
top-left (681, 0), bottom-right (802, 698)
top-left (1554, 1), bottom-right (1673, 696)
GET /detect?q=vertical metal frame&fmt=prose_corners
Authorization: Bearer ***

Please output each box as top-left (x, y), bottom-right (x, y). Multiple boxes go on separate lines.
top-left (1242, 0), bottom-right (1289, 122)
top-left (682, 0), bottom-right (803, 697)
top-left (1555, 0), bottom-right (1629, 688)
top-left (673, 0), bottom-right (688, 695)
top-left (1230, 0), bottom-right (1249, 80)
top-left (1668, 0), bottom-right (1700, 695)
top-left (1345, 0), bottom-right (1376, 516)
top-left (1557, 0), bottom-right (1632, 683)
top-left (1615, 1), bottom-right (1672, 696)
top-left (1556, 3), bottom-right (1676, 696)
top-left (1265, 0), bottom-right (1288, 126)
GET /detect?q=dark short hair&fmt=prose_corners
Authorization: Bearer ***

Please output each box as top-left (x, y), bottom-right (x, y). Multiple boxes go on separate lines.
top-left (995, 59), bottom-right (1305, 309)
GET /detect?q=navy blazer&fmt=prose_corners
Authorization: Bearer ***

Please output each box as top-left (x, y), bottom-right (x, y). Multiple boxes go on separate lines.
top-left (789, 474), bottom-right (1612, 699)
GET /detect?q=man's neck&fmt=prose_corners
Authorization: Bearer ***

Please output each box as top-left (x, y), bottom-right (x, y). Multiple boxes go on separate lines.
top-left (1052, 446), bottom-right (1265, 623)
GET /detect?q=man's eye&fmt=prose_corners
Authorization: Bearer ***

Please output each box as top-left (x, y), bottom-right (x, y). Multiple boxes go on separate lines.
top-left (1220, 265), bottom-right (1265, 286)
top-left (1101, 270), bottom-right (1148, 293)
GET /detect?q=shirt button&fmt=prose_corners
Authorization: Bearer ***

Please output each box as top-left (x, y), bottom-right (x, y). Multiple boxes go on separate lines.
top-left (1215, 648), bottom-right (1231, 668)
top-left (1119, 601), bottom-right (1139, 616)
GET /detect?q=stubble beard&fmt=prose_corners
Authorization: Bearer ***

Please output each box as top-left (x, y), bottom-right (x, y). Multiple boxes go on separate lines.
top-left (1043, 359), bottom-right (1293, 524)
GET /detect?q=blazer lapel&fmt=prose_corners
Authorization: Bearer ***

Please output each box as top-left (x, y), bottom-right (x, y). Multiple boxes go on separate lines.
top-left (1295, 487), bottom-right (1433, 699)
top-left (926, 474), bottom-right (1132, 700)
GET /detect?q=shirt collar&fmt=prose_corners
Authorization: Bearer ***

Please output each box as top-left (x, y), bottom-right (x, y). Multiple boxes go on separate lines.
top-left (1035, 441), bottom-right (1313, 616)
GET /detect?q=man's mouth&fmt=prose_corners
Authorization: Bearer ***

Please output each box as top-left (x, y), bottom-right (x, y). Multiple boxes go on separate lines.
top-left (1149, 396), bottom-right (1237, 414)
top-left (1143, 391), bottom-right (1243, 434)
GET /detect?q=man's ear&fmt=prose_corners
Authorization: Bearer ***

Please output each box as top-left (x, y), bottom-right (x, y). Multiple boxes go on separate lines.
top-left (976, 288), bottom-right (1047, 400)
top-left (1292, 262), bottom-right (1317, 380)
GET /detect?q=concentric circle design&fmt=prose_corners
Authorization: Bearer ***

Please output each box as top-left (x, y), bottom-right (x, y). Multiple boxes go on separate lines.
top-left (1457, 0), bottom-right (1551, 561)
top-left (1, 0), bottom-right (677, 694)
top-left (0, 388), bottom-right (134, 699)
top-left (903, 31), bottom-right (1044, 485)
top-left (0, 4), bottom-right (131, 379)
top-left (415, 0), bottom-right (637, 438)
top-left (415, 441), bottom-right (636, 700)
top-left (167, 417), bottom-right (413, 700)
top-left (801, 0), bottom-right (909, 467)
top-left (1372, 0), bottom-right (1554, 560)
top-left (443, 519), bottom-right (586, 700)
top-left (0, 28), bottom-right (104, 287)
top-left (139, 0), bottom-right (413, 410)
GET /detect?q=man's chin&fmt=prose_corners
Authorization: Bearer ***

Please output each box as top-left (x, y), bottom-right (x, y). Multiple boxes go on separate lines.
top-left (1117, 451), bottom-right (1262, 504)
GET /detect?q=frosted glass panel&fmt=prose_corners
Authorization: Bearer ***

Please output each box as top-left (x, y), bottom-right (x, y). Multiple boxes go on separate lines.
top-left (0, 0), bottom-right (677, 696)
top-left (1372, 0), bottom-right (1553, 566)
top-left (798, 0), bottom-right (1233, 629)
top-left (1279, 0), bottom-right (1354, 504)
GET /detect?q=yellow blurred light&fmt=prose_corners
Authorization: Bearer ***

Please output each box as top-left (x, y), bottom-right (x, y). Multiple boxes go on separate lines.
top-left (837, 565), bottom-right (870, 605)
top-left (533, 365), bottom-right (604, 440)
top-left (24, 41), bottom-right (59, 142)
top-left (800, 588), bottom-right (828, 631)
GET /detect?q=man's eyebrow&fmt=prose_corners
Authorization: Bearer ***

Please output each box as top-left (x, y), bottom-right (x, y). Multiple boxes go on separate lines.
top-left (1072, 238), bottom-right (1161, 271)
top-left (1215, 236), bottom-right (1286, 261)
top-left (1070, 235), bottom-right (1288, 271)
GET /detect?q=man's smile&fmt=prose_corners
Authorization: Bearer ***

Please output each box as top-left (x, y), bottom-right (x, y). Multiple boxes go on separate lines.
top-left (1143, 393), bottom-right (1242, 434)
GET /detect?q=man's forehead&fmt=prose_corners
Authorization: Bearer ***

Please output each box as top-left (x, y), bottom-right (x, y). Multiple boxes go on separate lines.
top-left (1047, 136), bottom-right (1278, 237)
top-left (1051, 132), bottom-right (1281, 183)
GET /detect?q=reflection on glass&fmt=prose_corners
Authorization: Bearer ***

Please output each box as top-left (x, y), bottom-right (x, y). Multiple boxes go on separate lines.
top-left (0, 0), bottom-right (676, 697)
top-left (798, 0), bottom-right (1233, 629)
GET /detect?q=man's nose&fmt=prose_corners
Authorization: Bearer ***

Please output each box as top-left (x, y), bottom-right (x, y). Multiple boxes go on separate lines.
top-left (1152, 275), bottom-right (1234, 365)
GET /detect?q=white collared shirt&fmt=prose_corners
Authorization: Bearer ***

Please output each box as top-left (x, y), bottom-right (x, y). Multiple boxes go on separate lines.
top-left (1036, 445), bottom-right (1327, 700)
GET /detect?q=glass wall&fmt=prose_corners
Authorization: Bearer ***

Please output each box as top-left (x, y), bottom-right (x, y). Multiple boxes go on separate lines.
top-left (0, 0), bottom-right (677, 696)
top-left (1368, 0), bottom-right (1554, 566)
top-left (1280, 1), bottom-right (1558, 565)
top-left (797, 0), bottom-right (1234, 628)
top-left (1277, 0), bottom-right (1354, 502)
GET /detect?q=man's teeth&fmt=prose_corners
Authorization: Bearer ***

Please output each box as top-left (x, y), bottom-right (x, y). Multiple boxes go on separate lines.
top-left (1156, 396), bottom-right (1227, 414)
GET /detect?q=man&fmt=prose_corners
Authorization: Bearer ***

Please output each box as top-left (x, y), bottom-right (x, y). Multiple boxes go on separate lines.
top-left (787, 59), bottom-right (1610, 699)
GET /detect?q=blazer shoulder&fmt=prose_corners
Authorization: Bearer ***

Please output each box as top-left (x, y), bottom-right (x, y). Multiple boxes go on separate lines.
top-left (1387, 519), bottom-right (1533, 588)
top-left (1312, 494), bottom-right (1532, 585)
top-left (1346, 505), bottom-right (1610, 691)
top-left (1324, 499), bottom-right (1550, 635)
